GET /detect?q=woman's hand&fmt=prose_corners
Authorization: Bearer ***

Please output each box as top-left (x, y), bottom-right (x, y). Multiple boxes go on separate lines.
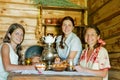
top-left (74, 65), bottom-right (85, 72)
top-left (54, 57), bottom-right (61, 64)
top-left (75, 65), bottom-right (108, 77)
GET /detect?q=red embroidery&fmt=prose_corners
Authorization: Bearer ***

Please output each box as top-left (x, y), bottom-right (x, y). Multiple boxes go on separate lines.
top-left (80, 50), bottom-right (86, 61)
top-left (80, 47), bottom-right (101, 64)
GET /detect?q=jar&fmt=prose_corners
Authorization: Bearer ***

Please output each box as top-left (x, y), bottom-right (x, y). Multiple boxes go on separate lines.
top-left (67, 59), bottom-right (74, 71)
top-left (45, 18), bottom-right (52, 24)
top-left (57, 18), bottom-right (62, 24)
top-left (52, 18), bottom-right (57, 24)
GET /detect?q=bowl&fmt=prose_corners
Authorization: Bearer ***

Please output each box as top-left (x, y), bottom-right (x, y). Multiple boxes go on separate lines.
top-left (52, 64), bottom-right (67, 71)
top-left (35, 64), bottom-right (46, 72)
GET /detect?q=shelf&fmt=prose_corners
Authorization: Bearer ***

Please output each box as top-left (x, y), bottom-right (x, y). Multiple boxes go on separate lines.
top-left (42, 23), bottom-right (85, 28)
top-left (37, 3), bottom-right (87, 40)
top-left (42, 24), bottom-right (60, 26)
top-left (41, 6), bottom-right (87, 11)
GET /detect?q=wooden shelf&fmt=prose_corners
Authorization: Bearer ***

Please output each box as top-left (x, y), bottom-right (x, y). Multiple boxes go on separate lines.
top-left (42, 24), bottom-right (85, 28)
top-left (42, 6), bottom-right (87, 11)
top-left (38, 5), bottom-right (87, 11)
top-left (42, 24), bottom-right (60, 26)
top-left (38, 4), bottom-right (87, 39)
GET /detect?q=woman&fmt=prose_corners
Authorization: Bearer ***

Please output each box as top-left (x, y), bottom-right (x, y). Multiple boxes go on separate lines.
top-left (55, 16), bottom-right (82, 65)
top-left (0, 23), bottom-right (35, 80)
top-left (74, 25), bottom-right (111, 80)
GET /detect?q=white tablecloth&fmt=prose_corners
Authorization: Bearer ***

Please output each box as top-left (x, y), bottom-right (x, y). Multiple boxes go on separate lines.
top-left (11, 70), bottom-right (95, 76)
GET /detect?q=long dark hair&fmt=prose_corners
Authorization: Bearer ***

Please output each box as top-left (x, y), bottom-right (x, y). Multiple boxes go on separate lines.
top-left (83, 25), bottom-right (101, 48)
top-left (59, 16), bottom-right (75, 49)
top-left (3, 23), bottom-right (25, 63)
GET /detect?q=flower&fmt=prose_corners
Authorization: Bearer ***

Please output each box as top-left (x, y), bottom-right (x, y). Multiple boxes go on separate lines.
top-left (98, 39), bottom-right (106, 46)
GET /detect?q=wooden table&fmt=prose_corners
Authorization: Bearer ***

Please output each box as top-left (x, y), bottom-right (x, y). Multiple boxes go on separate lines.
top-left (8, 72), bottom-right (102, 80)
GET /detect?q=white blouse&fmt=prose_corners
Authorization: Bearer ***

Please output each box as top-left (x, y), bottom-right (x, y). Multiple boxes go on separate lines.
top-left (0, 43), bottom-right (18, 80)
top-left (56, 32), bottom-right (82, 65)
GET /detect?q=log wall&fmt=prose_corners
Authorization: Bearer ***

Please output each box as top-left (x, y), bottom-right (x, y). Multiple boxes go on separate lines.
top-left (0, 0), bottom-right (39, 54)
top-left (0, 0), bottom-right (87, 55)
top-left (40, 9), bottom-right (82, 36)
top-left (88, 0), bottom-right (120, 79)
top-left (35, 0), bottom-right (87, 44)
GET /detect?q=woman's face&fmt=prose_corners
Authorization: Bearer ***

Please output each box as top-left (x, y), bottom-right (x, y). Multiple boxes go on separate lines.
top-left (85, 28), bottom-right (100, 47)
top-left (9, 28), bottom-right (24, 45)
top-left (62, 20), bottom-right (74, 36)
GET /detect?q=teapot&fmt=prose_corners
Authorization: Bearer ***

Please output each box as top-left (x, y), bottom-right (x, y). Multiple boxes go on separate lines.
top-left (42, 35), bottom-right (56, 44)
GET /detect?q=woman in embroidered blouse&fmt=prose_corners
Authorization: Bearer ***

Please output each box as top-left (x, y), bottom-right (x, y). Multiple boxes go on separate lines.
top-left (55, 16), bottom-right (82, 65)
top-left (0, 23), bottom-right (35, 80)
top-left (74, 25), bottom-right (111, 80)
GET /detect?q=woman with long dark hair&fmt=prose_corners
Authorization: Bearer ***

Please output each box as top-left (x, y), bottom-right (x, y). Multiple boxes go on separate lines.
top-left (0, 23), bottom-right (35, 80)
top-left (55, 16), bottom-right (82, 65)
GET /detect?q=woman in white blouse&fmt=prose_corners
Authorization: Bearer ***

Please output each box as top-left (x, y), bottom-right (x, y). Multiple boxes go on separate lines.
top-left (55, 16), bottom-right (82, 65)
top-left (0, 23), bottom-right (35, 80)
top-left (75, 25), bottom-right (111, 80)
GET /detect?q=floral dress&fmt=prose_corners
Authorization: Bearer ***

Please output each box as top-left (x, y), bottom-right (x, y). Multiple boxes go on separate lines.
top-left (79, 47), bottom-right (111, 80)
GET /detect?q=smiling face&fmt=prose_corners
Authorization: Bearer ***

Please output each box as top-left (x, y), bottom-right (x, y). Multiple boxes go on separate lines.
top-left (84, 28), bottom-right (100, 48)
top-left (62, 20), bottom-right (74, 37)
top-left (9, 28), bottom-right (24, 45)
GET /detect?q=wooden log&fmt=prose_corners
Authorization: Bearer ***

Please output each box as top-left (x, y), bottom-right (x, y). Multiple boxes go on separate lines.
top-left (98, 15), bottom-right (120, 30)
top-left (88, 0), bottom-right (110, 15)
top-left (109, 53), bottom-right (120, 70)
top-left (0, 17), bottom-right (37, 27)
top-left (109, 70), bottom-right (120, 79)
top-left (0, 8), bottom-right (38, 18)
top-left (100, 22), bottom-right (120, 39)
top-left (0, 2), bottom-right (37, 10)
top-left (0, 0), bottom-right (33, 4)
top-left (0, 23), bottom-right (36, 34)
top-left (0, 31), bottom-right (36, 40)
top-left (109, 53), bottom-right (120, 58)
top-left (22, 39), bottom-right (38, 46)
top-left (105, 36), bottom-right (120, 52)
top-left (90, 0), bottom-right (120, 24)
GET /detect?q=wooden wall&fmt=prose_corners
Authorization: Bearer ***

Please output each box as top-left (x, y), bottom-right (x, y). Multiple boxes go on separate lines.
top-left (88, 0), bottom-right (120, 79)
top-left (0, 0), bottom-right (39, 54)
top-left (35, 0), bottom-right (87, 44)
top-left (39, 8), bottom-right (83, 35)
top-left (0, 0), bottom-right (87, 54)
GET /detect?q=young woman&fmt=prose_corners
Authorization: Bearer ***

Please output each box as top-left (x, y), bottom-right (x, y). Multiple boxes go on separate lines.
top-left (74, 25), bottom-right (111, 80)
top-left (55, 16), bottom-right (82, 65)
top-left (0, 23), bottom-right (35, 80)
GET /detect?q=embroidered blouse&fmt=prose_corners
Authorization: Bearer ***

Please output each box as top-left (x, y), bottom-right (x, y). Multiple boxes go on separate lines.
top-left (79, 47), bottom-right (111, 80)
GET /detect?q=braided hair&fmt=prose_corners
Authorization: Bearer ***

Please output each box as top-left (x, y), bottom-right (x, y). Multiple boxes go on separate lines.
top-left (59, 16), bottom-right (75, 49)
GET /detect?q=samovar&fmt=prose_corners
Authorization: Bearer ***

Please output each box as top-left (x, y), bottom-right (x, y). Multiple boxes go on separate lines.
top-left (42, 35), bottom-right (56, 70)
